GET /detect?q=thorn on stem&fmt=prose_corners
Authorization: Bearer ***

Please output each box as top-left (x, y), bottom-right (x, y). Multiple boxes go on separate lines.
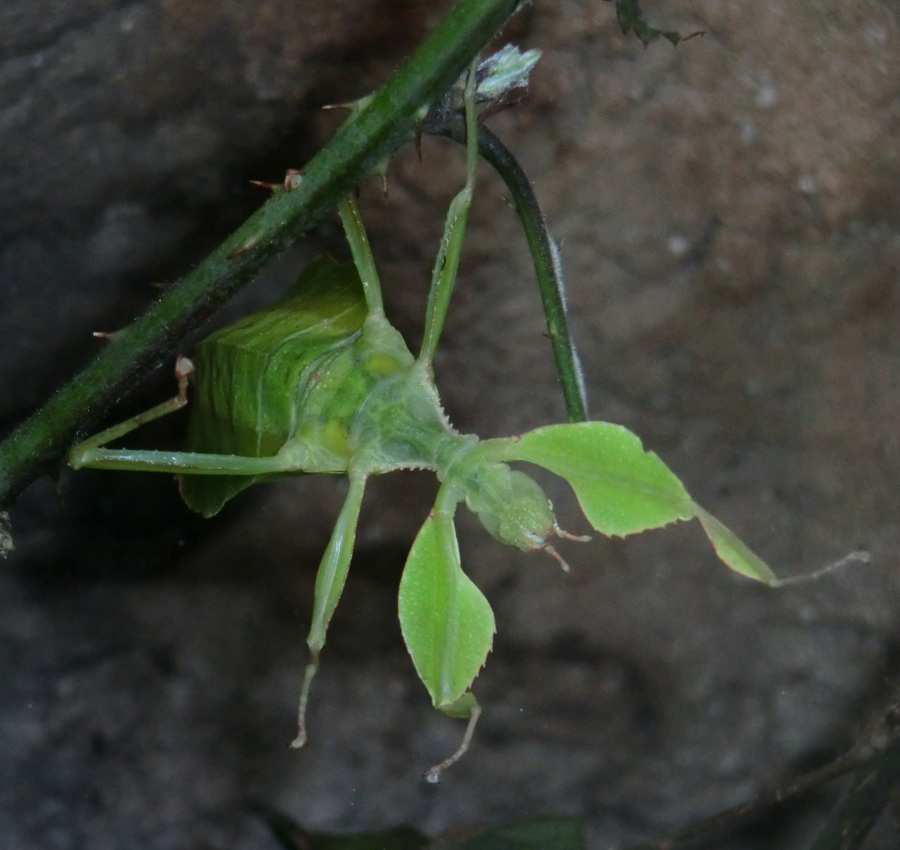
top-left (321, 94), bottom-right (372, 115)
top-left (249, 179), bottom-right (280, 192)
top-left (283, 169), bottom-right (303, 191)
top-left (228, 234), bottom-right (262, 259)
top-left (174, 357), bottom-right (194, 406)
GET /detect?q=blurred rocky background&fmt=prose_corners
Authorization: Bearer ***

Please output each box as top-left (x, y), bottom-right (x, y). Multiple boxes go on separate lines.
top-left (2, 1), bottom-right (900, 848)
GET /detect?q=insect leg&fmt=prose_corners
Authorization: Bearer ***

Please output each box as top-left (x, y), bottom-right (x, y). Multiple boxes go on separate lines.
top-left (417, 56), bottom-right (480, 370)
top-left (68, 356), bottom-right (194, 468)
top-left (70, 446), bottom-right (308, 476)
top-left (415, 496), bottom-right (486, 785)
top-left (399, 483), bottom-right (494, 780)
top-left (425, 695), bottom-right (482, 784)
top-left (291, 469), bottom-right (368, 749)
top-left (69, 357), bottom-right (313, 476)
top-left (337, 195), bottom-right (384, 316)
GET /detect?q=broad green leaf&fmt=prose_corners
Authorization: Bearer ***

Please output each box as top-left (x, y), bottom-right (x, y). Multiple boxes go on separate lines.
top-left (693, 505), bottom-right (778, 585)
top-left (399, 512), bottom-right (495, 710)
top-left (501, 422), bottom-right (694, 536)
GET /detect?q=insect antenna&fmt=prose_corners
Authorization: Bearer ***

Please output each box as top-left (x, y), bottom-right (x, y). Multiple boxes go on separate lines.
top-left (542, 525), bottom-right (591, 572)
top-left (543, 544), bottom-right (571, 573)
top-left (555, 525), bottom-right (591, 544)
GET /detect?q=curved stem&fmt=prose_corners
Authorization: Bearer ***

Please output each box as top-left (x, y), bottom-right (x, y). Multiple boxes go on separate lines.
top-left (433, 120), bottom-right (589, 422)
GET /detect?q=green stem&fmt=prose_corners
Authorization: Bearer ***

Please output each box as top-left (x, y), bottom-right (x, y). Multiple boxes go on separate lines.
top-left (434, 121), bottom-right (588, 422)
top-left (0, 0), bottom-right (523, 507)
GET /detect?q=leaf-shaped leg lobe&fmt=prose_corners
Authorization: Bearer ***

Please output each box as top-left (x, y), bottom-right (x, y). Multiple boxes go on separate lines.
top-left (692, 504), bottom-right (778, 585)
top-left (399, 485), bottom-right (495, 778)
top-left (494, 422), bottom-right (782, 583)
top-left (496, 422), bottom-right (694, 536)
top-left (399, 494), bottom-right (495, 708)
top-left (291, 471), bottom-right (367, 749)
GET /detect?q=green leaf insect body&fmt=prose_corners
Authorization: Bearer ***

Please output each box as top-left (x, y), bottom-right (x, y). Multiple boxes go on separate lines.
top-left (69, 63), bottom-right (779, 782)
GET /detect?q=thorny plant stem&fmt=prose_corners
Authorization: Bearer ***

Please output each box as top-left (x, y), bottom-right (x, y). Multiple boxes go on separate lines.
top-left (0, 0), bottom-right (524, 507)
top-left (482, 127), bottom-right (589, 423)
top-left (437, 120), bottom-right (589, 422)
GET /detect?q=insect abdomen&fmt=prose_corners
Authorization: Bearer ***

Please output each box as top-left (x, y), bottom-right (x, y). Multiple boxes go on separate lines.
top-left (178, 255), bottom-right (371, 515)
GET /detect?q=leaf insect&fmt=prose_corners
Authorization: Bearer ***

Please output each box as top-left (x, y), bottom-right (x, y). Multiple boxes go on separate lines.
top-left (70, 60), bottom-right (787, 782)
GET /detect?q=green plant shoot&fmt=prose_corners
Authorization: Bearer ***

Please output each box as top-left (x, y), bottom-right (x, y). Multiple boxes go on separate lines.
top-left (69, 61), bottom-right (783, 782)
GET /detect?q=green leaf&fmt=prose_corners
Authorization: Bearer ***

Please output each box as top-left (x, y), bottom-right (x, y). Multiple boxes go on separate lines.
top-left (399, 511), bottom-right (495, 709)
top-left (693, 505), bottom-right (778, 585)
top-left (497, 422), bottom-right (779, 583)
top-left (500, 422), bottom-right (694, 536)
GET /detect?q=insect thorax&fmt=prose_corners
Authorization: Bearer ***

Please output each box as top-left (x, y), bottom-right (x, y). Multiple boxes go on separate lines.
top-left (351, 366), bottom-right (559, 553)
